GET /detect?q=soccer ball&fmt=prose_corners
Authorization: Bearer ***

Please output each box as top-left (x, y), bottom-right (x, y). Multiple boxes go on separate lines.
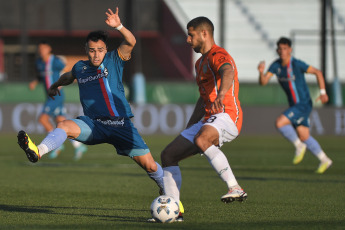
top-left (150, 195), bottom-right (179, 223)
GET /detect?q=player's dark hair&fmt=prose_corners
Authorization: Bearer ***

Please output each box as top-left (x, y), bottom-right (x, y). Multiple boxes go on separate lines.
top-left (277, 37), bottom-right (292, 47)
top-left (38, 40), bottom-right (51, 46)
top-left (86, 30), bottom-right (108, 45)
top-left (187, 16), bottom-right (214, 36)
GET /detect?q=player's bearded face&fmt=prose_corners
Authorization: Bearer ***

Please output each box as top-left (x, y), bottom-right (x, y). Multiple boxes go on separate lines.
top-left (86, 40), bottom-right (107, 67)
top-left (187, 27), bottom-right (204, 53)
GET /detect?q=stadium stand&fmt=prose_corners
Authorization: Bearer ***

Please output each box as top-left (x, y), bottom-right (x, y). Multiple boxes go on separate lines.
top-left (174, 0), bottom-right (345, 83)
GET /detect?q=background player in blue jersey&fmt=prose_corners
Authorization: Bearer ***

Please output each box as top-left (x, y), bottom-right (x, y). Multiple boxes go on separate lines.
top-left (18, 6), bottom-right (164, 196)
top-left (258, 37), bottom-right (332, 174)
top-left (29, 41), bottom-right (87, 160)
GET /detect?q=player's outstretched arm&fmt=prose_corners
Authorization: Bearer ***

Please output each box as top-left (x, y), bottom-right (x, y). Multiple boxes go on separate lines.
top-left (48, 72), bottom-right (75, 100)
top-left (258, 61), bottom-right (273, 85)
top-left (105, 7), bottom-right (136, 60)
top-left (307, 66), bottom-right (329, 104)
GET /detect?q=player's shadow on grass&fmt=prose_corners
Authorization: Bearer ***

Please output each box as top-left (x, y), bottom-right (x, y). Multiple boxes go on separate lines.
top-left (0, 204), bottom-right (52, 214)
top-left (0, 204), bottom-right (148, 222)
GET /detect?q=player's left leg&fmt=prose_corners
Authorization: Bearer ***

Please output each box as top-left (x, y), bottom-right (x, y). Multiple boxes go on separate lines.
top-left (132, 153), bottom-right (164, 191)
top-left (160, 134), bottom-right (199, 222)
top-left (296, 126), bottom-right (332, 174)
top-left (195, 114), bottom-right (247, 203)
top-left (38, 113), bottom-right (54, 132)
top-left (113, 120), bottom-right (165, 192)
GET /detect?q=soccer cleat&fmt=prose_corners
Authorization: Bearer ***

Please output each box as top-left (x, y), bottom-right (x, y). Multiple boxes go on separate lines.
top-left (49, 144), bottom-right (65, 159)
top-left (315, 159), bottom-right (333, 174)
top-left (293, 143), bottom-right (307, 165)
top-left (74, 144), bottom-right (87, 161)
top-left (175, 212), bottom-right (184, 222)
top-left (146, 217), bottom-right (156, 222)
top-left (221, 188), bottom-right (247, 203)
top-left (178, 201), bottom-right (184, 215)
top-left (17, 130), bottom-right (40, 163)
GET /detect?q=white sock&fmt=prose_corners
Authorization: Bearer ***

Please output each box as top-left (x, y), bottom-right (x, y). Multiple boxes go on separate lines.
top-left (69, 139), bottom-right (82, 148)
top-left (316, 151), bottom-right (329, 162)
top-left (204, 145), bottom-right (238, 189)
top-left (293, 139), bottom-right (303, 148)
top-left (163, 166), bottom-right (181, 203)
top-left (37, 144), bottom-right (49, 157)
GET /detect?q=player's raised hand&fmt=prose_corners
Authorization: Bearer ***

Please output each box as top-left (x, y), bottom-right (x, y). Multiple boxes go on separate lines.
top-left (258, 61), bottom-right (265, 73)
top-left (105, 7), bottom-right (121, 28)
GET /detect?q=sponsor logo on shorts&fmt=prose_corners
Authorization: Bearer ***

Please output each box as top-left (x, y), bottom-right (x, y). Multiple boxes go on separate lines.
top-left (296, 117), bottom-right (304, 124)
top-left (288, 111), bottom-right (294, 118)
top-left (95, 117), bottom-right (125, 127)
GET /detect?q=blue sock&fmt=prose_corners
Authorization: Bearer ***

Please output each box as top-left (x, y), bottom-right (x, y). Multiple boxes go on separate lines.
top-left (304, 136), bottom-right (322, 156)
top-left (278, 125), bottom-right (299, 143)
top-left (41, 128), bottom-right (67, 152)
top-left (147, 162), bottom-right (164, 192)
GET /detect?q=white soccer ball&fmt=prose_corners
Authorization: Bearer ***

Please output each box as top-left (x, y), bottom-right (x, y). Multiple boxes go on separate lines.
top-left (150, 195), bottom-right (179, 223)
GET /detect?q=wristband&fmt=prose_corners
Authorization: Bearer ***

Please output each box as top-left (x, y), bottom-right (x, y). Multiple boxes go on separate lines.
top-left (115, 24), bottom-right (123, 30)
top-left (320, 89), bottom-right (326, 95)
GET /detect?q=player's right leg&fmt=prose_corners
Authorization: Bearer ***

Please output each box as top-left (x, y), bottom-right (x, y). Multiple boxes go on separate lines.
top-left (276, 114), bottom-right (306, 164)
top-left (17, 120), bottom-right (81, 162)
top-left (195, 114), bottom-right (247, 203)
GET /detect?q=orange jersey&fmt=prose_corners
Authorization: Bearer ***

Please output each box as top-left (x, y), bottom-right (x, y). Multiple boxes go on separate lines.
top-left (195, 44), bottom-right (243, 133)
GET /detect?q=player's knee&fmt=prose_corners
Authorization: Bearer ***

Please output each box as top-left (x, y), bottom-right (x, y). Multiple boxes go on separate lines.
top-left (299, 133), bottom-right (309, 142)
top-left (275, 118), bottom-right (282, 128)
top-left (56, 120), bottom-right (71, 134)
top-left (144, 161), bottom-right (157, 173)
top-left (194, 135), bottom-right (209, 152)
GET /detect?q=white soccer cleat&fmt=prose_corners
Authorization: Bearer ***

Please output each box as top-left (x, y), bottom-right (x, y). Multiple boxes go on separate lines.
top-left (293, 142), bottom-right (307, 165)
top-left (221, 187), bottom-right (247, 203)
top-left (315, 159), bottom-right (333, 174)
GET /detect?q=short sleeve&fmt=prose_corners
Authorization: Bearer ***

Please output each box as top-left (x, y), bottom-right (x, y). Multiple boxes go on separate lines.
top-left (71, 64), bottom-right (77, 78)
top-left (268, 61), bottom-right (278, 74)
top-left (211, 50), bottom-right (232, 73)
top-left (54, 56), bottom-right (66, 71)
top-left (296, 59), bottom-right (310, 73)
top-left (108, 50), bottom-right (126, 67)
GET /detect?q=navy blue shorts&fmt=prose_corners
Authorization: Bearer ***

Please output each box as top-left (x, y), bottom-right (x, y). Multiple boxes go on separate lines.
top-left (283, 103), bottom-right (312, 127)
top-left (41, 97), bottom-right (66, 118)
top-left (72, 116), bottom-right (150, 158)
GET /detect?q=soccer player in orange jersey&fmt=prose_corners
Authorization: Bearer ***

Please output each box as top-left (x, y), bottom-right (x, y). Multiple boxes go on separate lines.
top-left (161, 17), bottom-right (247, 218)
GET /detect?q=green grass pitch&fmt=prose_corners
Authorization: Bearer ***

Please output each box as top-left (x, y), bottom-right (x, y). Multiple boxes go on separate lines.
top-left (0, 133), bottom-right (344, 229)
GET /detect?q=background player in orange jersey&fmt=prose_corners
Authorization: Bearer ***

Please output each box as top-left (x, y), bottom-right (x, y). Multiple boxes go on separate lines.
top-left (161, 17), bottom-right (247, 217)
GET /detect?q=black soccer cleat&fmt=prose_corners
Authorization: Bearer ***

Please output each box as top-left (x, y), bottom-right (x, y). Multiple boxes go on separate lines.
top-left (17, 130), bottom-right (40, 163)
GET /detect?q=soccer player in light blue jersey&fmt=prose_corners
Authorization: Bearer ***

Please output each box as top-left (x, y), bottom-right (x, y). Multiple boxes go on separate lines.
top-left (258, 37), bottom-right (332, 174)
top-left (17, 7), bottom-right (164, 194)
top-left (30, 41), bottom-right (87, 160)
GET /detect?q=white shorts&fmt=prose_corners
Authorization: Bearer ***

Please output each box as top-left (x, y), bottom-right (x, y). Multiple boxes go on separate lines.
top-left (181, 113), bottom-right (239, 147)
